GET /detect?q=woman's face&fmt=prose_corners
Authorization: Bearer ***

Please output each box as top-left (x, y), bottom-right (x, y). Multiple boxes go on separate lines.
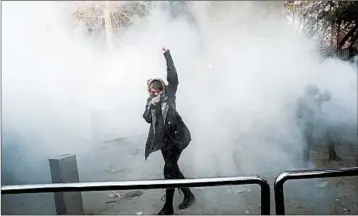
top-left (148, 85), bottom-right (164, 97)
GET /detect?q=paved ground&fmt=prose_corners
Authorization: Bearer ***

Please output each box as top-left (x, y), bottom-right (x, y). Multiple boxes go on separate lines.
top-left (2, 137), bottom-right (357, 215)
top-left (85, 149), bottom-right (358, 215)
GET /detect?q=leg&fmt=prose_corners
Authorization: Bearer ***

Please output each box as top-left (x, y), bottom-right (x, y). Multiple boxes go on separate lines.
top-left (158, 147), bottom-right (195, 215)
top-left (303, 130), bottom-right (313, 163)
top-left (326, 133), bottom-right (341, 161)
top-left (302, 123), bottom-right (314, 166)
top-left (157, 148), bottom-right (177, 215)
top-left (169, 148), bottom-right (195, 210)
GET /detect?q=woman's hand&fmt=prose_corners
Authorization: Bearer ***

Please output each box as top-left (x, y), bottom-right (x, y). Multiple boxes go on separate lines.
top-left (150, 95), bottom-right (161, 106)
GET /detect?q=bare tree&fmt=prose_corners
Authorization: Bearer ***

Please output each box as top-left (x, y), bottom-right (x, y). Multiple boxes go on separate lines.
top-left (285, 1), bottom-right (358, 51)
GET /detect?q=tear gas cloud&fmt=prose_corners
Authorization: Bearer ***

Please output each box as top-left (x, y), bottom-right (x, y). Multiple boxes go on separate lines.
top-left (2, 0), bottom-right (357, 190)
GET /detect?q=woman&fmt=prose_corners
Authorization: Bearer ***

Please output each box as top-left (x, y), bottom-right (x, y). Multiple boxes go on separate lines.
top-left (143, 47), bottom-right (195, 215)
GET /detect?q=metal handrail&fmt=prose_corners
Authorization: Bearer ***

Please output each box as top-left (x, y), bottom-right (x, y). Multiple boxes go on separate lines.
top-left (274, 167), bottom-right (358, 215)
top-left (2, 176), bottom-right (271, 215)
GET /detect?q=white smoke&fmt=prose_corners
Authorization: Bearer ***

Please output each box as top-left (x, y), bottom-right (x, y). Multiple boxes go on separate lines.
top-left (2, 1), bottom-right (357, 214)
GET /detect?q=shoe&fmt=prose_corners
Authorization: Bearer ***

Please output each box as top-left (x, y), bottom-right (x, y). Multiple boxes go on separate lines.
top-left (329, 154), bottom-right (342, 161)
top-left (158, 205), bottom-right (174, 215)
top-left (178, 192), bottom-right (195, 210)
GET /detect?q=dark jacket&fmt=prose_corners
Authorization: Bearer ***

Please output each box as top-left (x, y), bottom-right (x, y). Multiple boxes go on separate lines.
top-left (143, 50), bottom-right (191, 160)
top-left (296, 93), bottom-right (329, 124)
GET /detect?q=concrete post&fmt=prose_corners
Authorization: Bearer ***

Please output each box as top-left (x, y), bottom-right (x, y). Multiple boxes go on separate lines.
top-left (49, 154), bottom-right (85, 215)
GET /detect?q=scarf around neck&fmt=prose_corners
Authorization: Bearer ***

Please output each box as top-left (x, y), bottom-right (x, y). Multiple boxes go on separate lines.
top-left (150, 92), bottom-right (169, 134)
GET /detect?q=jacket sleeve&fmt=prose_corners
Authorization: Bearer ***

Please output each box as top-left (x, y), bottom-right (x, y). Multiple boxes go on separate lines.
top-left (143, 98), bottom-right (152, 124)
top-left (163, 50), bottom-right (179, 96)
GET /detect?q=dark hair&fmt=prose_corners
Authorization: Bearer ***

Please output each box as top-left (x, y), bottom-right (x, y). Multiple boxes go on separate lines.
top-left (149, 80), bottom-right (164, 91)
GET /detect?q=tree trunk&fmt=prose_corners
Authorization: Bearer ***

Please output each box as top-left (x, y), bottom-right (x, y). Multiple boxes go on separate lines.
top-left (330, 21), bottom-right (334, 53)
top-left (329, 3), bottom-right (334, 54)
top-left (338, 23), bottom-right (358, 50)
top-left (336, 21), bottom-right (341, 48)
top-left (348, 31), bottom-right (358, 48)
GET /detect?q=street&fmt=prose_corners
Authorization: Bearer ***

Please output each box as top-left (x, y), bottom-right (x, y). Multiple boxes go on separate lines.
top-left (2, 136), bottom-right (357, 215)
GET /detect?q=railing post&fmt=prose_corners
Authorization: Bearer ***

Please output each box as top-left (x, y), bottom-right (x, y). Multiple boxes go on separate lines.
top-left (274, 173), bottom-right (287, 215)
top-left (49, 154), bottom-right (84, 215)
top-left (274, 167), bottom-right (358, 215)
top-left (2, 176), bottom-right (270, 214)
top-left (259, 178), bottom-right (271, 215)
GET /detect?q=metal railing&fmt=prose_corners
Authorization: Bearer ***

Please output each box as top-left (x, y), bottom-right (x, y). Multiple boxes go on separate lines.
top-left (2, 176), bottom-right (271, 215)
top-left (274, 167), bottom-right (358, 215)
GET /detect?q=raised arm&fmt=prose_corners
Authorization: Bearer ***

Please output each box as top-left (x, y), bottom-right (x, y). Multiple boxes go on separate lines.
top-left (163, 48), bottom-right (179, 96)
top-left (319, 90), bottom-right (332, 102)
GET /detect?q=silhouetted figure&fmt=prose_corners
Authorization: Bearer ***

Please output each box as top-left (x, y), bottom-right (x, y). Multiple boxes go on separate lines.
top-left (143, 47), bottom-right (195, 215)
top-left (296, 84), bottom-right (341, 164)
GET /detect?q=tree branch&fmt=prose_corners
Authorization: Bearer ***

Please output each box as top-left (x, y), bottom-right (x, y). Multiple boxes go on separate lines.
top-left (338, 23), bottom-right (358, 49)
top-left (348, 31), bottom-right (358, 48)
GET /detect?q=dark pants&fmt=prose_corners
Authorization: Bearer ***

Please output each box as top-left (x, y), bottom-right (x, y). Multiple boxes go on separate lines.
top-left (302, 122), bottom-right (314, 162)
top-left (161, 145), bottom-right (191, 206)
top-left (302, 122), bottom-right (339, 163)
top-left (325, 132), bottom-right (340, 160)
